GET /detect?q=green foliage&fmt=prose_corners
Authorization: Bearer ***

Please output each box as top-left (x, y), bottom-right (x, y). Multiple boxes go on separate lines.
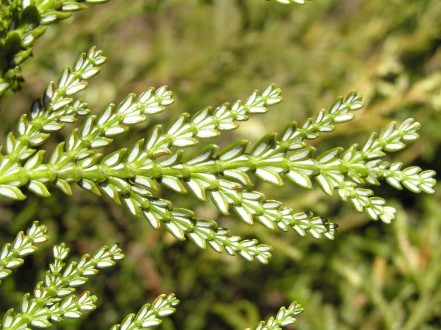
top-left (0, 0), bottom-right (439, 329)
top-left (253, 302), bottom-right (302, 330)
top-left (2, 241), bottom-right (122, 329)
top-left (0, 0), bottom-right (109, 97)
top-left (0, 221), bottom-right (47, 284)
top-left (0, 222), bottom-right (179, 329)
top-left (0, 46), bottom-right (434, 263)
top-left (110, 294), bottom-right (179, 330)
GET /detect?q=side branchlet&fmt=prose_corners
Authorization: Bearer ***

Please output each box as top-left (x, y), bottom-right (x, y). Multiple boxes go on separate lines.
top-left (0, 0), bottom-right (109, 97)
top-left (252, 302), bottom-right (303, 330)
top-left (0, 221), bottom-right (48, 284)
top-left (110, 294), bottom-right (180, 330)
top-left (0, 222), bottom-right (178, 330)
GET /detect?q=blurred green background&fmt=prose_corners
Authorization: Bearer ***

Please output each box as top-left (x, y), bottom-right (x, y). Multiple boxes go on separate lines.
top-left (1, 0), bottom-right (441, 329)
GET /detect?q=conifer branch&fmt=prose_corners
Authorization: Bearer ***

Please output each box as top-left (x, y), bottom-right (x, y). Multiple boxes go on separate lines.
top-left (140, 195), bottom-right (273, 263)
top-left (0, 221), bottom-right (48, 284)
top-left (0, 0), bottom-right (110, 97)
top-left (143, 84), bottom-right (282, 155)
top-left (0, 1), bottom-right (439, 328)
top-left (252, 302), bottom-right (303, 330)
top-left (110, 294), bottom-right (179, 330)
top-left (0, 243), bottom-right (123, 329)
top-left (4, 47), bottom-right (106, 162)
top-left (0, 47), bottom-right (436, 262)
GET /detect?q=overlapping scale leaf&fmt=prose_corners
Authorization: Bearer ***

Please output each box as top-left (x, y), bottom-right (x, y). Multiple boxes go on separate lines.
top-left (314, 148), bottom-right (344, 196)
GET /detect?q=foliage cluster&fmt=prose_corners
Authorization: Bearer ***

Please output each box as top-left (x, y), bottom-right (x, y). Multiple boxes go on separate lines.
top-left (0, 0), bottom-right (440, 329)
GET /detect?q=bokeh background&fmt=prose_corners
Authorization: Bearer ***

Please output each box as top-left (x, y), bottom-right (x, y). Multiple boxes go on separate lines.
top-left (1, 0), bottom-right (441, 329)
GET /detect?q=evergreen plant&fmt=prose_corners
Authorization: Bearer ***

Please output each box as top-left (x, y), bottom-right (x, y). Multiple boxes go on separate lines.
top-left (0, 0), bottom-right (437, 329)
